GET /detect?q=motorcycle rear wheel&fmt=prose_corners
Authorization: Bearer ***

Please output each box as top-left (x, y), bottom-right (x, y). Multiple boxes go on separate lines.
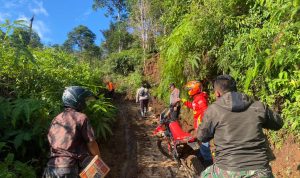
top-left (181, 155), bottom-right (204, 177)
top-left (157, 139), bottom-right (174, 160)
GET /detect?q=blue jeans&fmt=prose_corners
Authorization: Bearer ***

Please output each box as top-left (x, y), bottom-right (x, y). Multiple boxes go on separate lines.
top-left (199, 142), bottom-right (212, 161)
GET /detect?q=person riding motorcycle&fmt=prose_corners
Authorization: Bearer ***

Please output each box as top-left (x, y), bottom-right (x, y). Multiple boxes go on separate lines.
top-left (180, 81), bottom-right (213, 166)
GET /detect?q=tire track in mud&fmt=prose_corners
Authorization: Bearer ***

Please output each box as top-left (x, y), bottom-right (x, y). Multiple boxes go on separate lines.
top-left (119, 103), bottom-right (138, 178)
top-left (102, 99), bottom-right (189, 178)
top-left (119, 99), bottom-right (188, 178)
top-left (135, 113), bottom-right (187, 178)
top-left (99, 99), bottom-right (138, 178)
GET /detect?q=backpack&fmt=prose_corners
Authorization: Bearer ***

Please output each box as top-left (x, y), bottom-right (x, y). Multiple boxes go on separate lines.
top-left (139, 88), bottom-right (146, 97)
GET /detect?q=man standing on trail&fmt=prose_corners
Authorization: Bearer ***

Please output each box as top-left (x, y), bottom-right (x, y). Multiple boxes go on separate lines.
top-left (136, 83), bottom-right (150, 117)
top-left (180, 80), bottom-right (213, 166)
top-left (43, 86), bottom-right (101, 178)
top-left (169, 83), bottom-right (180, 120)
top-left (197, 75), bottom-right (283, 177)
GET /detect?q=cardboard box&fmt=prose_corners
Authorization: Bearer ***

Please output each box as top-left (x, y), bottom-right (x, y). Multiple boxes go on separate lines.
top-left (79, 155), bottom-right (110, 178)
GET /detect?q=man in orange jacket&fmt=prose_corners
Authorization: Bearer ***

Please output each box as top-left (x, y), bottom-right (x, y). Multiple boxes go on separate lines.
top-left (181, 81), bottom-right (213, 166)
top-left (106, 81), bottom-right (115, 98)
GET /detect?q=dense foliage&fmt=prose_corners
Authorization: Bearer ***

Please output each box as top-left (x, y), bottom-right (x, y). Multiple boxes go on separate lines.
top-left (94, 0), bottom-right (299, 137)
top-left (101, 21), bottom-right (135, 54)
top-left (0, 20), bottom-right (116, 177)
top-left (99, 48), bottom-right (144, 98)
top-left (156, 0), bottom-right (300, 137)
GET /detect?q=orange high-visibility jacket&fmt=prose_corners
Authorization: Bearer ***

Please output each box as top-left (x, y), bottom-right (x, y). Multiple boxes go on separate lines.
top-left (183, 92), bottom-right (208, 129)
top-left (107, 82), bottom-right (115, 91)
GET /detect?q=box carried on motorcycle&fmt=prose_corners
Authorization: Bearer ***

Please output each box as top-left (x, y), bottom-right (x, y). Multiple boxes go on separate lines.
top-left (79, 155), bottom-right (110, 178)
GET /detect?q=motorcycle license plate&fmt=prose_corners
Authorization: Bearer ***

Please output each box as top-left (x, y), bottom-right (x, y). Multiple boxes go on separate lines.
top-left (187, 142), bottom-right (200, 150)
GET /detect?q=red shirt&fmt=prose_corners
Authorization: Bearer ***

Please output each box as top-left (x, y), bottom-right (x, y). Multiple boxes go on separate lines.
top-left (183, 92), bottom-right (208, 129)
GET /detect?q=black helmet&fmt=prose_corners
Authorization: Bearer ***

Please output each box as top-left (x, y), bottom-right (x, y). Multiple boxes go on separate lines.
top-left (62, 86), bottom-right (94, 111)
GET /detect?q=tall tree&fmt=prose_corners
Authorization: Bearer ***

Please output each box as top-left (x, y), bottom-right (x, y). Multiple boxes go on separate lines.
top-left (63, 25), bottom-right (96, 52)
top-left (10, 27), bottom-right (43, 48)
top-left (93, 0), bottom-right (127, 52)
top-left (92, 0), bottom-right (127, 19)
top-left (126, 0), bottom-right (165, 69)
top-left (101, 21), bottom-right (135, 54)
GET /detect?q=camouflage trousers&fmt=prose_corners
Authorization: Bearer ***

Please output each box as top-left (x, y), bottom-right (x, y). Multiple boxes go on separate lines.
top-left (201, 164), bottom-right (274, 178)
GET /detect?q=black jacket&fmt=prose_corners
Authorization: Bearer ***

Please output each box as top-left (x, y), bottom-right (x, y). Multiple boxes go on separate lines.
top-left (197, 92), bottom-right (283, 171)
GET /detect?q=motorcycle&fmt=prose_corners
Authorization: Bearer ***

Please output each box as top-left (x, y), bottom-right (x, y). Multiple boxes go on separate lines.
top-left (153, 108), bottom-right (204, 177)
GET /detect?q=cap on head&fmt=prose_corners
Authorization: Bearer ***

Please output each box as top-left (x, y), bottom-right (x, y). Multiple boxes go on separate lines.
top-left (62, 86), bottom-right (94, 111)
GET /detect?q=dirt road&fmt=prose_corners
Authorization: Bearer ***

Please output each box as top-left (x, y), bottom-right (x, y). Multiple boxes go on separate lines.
top-left (100, 98), bottom-right (189, 178)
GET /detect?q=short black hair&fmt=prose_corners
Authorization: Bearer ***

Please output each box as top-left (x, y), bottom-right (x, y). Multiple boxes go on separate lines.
top-left (169, 83), bottom-right (175, 88)
top-left (213, 74), bottom-right (237, 94)
top-left (142, 83), bottom-right (148, 88)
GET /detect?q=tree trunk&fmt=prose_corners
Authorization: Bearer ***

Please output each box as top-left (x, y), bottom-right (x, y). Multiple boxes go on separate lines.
top-left (29, 16), bottom-right (34, 45)
top-left (139, 0), bottom-right (146, 72)
top-left (117, 11), bottom-right (122, 53)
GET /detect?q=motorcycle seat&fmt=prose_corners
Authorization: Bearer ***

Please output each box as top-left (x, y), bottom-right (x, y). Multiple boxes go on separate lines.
top-left (169, 121), bottom-right (192, 142)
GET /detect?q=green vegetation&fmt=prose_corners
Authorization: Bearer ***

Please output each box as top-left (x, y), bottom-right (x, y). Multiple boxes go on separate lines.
top-left (94, 0), bottom-right (299, 138)
top-left (155, 0), bottom-right (300, 137)
top-left (0, 20), bottom-right (116, 177)
top-left (0, 0), bottom-right (299, 176)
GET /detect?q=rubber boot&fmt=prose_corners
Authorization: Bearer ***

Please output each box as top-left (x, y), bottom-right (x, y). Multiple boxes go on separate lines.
top-left (141, 111), bottom-right (144, 117)
top-left (144, 108), bottom-right (147, 117)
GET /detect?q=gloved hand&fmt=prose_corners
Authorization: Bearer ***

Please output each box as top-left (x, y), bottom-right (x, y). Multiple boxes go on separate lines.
top-left (181, 98), bottom-right (187, 103)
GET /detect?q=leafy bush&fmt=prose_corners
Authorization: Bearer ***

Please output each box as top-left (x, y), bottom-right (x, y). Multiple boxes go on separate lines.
top-left (0, 153), bottom-right (36, 178)
top-left (217, 0), bottom-right (300, 136)
top-left (102, 48), bottom-right (143, 76)
top-left (157, 0), bottom-right (300, 138)
top-left (0, 20), bottom-right (117, 175)
top-left (115, 71), bottom-right (143, 99)
top-left (158, 0), bottom-right (248, 100)
top-left (85, 95), bottom-right (117, 140)
top-left (99, 48), bottom-right (144, 98)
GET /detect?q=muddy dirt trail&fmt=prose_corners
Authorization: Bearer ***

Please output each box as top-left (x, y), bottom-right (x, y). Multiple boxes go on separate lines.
top-left (100, 98), bottom-right (190, 178)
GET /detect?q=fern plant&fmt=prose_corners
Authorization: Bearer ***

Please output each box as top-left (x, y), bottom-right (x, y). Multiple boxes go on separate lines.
top-left (84, 95), bottom-right (117, 140)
